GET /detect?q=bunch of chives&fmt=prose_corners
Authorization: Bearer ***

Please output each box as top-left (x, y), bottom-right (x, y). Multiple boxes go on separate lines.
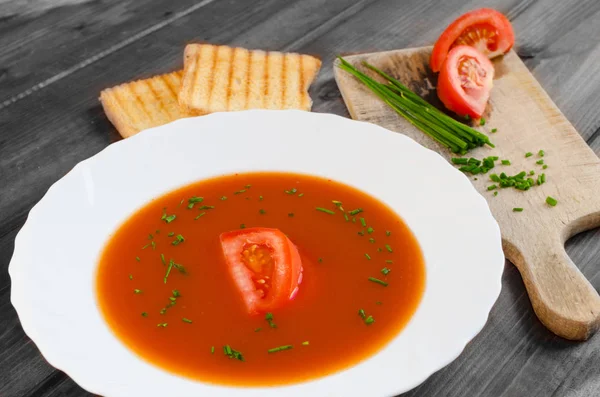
top-left (337, 57), bottom-right (494, 154)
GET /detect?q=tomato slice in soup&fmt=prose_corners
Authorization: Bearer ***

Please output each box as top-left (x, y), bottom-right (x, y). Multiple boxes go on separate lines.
top-left (220, 227), bottom-right (303, 315)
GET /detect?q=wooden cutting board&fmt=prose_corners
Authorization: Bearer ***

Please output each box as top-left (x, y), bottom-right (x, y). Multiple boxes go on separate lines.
top-left (333, 47), bottom-right (600, 341)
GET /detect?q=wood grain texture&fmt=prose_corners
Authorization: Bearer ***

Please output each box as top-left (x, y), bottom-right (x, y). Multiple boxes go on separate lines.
top-left (334, 47), bottom-right (600, 340)
top-left (1, 0), bottom-right (600, 396)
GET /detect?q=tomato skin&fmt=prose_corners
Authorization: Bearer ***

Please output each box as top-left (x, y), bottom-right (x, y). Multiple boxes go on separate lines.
top-left (437, 45), bottom-right (494, 118)
top-left (220, 227), bottom-right (303, 315)
top-left (430, 8), bottom-right (515, 72)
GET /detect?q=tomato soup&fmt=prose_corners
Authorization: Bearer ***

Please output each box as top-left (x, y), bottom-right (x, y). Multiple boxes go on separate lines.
top-left (96, 172), bottom-right (425, 386)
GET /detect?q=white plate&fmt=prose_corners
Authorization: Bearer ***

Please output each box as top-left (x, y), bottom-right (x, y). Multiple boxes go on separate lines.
top-left (9, 110), bottom-right (504, 397)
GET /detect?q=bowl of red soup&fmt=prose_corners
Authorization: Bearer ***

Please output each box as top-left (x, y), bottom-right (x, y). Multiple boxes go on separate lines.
top-left (9, 110), bottom-right (504, 396)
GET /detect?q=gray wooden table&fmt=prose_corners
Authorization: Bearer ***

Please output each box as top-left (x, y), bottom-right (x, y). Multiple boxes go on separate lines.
top-left (1, 0), bottom-right (599, 396)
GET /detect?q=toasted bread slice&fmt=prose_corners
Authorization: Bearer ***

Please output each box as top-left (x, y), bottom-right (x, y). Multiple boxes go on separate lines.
top-left (179, 44), bottom-right (322, 115)
top-left (100, 71), bottom-right (184, 138)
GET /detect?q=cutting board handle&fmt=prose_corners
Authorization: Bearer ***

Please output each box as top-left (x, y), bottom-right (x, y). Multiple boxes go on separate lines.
top-left (505, 213), bottom-right (600, 341)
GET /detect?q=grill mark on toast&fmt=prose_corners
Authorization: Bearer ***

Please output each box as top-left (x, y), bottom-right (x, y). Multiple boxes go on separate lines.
top-left (281, 53), bottom-right (287, 109)
top-left (144, 79), bottom-right (168, 119)
top-left (130, 83), bottom-right (156, 126)
top-left (206, 45), bottom-right (219, 109)
top-left (263, 51), bottom-right (269, 108)
top-left (188, 47), bottom-right (201, 110)
top-left (299, 55), bottom-right (305, 109)
top-left (110, 89), bottom-right (135, 132)
top-left (226, 48), bottom-right (236, 111)
top-left (163, 74), bottom-right (179, 100)
top-left (244, 50), bottom-right (252, 110)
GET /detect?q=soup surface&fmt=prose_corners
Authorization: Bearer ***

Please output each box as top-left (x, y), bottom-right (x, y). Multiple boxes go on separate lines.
top-left (97, 172), bottom-right (425, 386)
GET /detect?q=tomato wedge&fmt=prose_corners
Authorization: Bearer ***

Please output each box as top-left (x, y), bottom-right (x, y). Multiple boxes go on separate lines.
top-left (437, 45), bottom-right (494, 119)
top-left (220, 227), bottom-right (303, 315)
top-left (430, 8), bottom-right (515, 72)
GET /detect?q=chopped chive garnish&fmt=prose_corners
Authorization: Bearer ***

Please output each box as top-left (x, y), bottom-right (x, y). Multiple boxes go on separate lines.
top-left (160, 308), bottom-right (167, 315)
top-left (220, 196), bottom-right (227, 201)
top-left (367, 227), bottom-right (374, 234)
top-left (368, 277), bottom-right (388, 286)
top-left (352, 217), bottom-right (356, 223)
top-left (513, 208), bottom-right (524, 212)
top-left (365, 316), bottom-right (375, 325)
top-left (348, 208), bottom-right (363, 216)
top-left (494, 191), bottom-right (498, 196)
top-left (141, 312), bottom-right (148, 317)
top-left (318, 257), bottom-right (323, 263)
top-left (168, 232), bottom-right (174, 237)
top-left (525, 152), bottom-right (533, 158)
top-left (358, 309), bottom-right (366, 319)
top-left (265, 312), bottom-right (277, 328)
top-left (268, 345), bottom-right (293, 353)
top-left (360, 217), bottom-right (367, 227)
top-left (151, 241), bottom-right (156, 250)
top-left (369, 238), bottom-right (375, 243)
top-left (223, 345), bottom-right (244, 361)
top-left (182, 318), bottom-right (193, 324)
top-left (375, 301), bottom-right (382, 305)
top-left (536, 159), bottom-right (544, 165)
top-left (169, 296), bottom-right (177, 303)
top-left (284, 188), bottom-right (298, 195)
top-left (179, 199), bottom-right (184, 206)
top-left (160, 254), bottom-right (166, 265)
top-left (259, 209), bottom-right (266, 214)
top-left (377, 247), bottom-right (382, 252)
top-left (259, 195), bottom-right (263, 201)
top-left (142, 243), bottom-right (150, 250)
top-left (385, 244), bottom-right (393, 253)
top-left (195, 212), bottom-right (206, 220)
top-left (296, 193), bottom-right (303, 197)
top-left (491, 128), bottom-right (497, 133)
top-left (187, 196), bottom-right (204, 209)
top-left (479, 118), bottom-right (486, 126)
top-left (245, 184), bottom-right (251, 189)
top-left (301, 341), bottom-right (309, 346)
top-left (157, 323), bottom-right (167, 327)
top-left (288, 213), bottom-right (294, 217)
top-left (198, 205), bottom-right (215, 210)
top-left (538, 150), bottom-right (545, 157)
top-left (134, 289), bottom-right (142, 294)
top-left (172, 290), bottom-right (180, 298)
top-left (385, 231), bottom-right (391, 236)
top-left (529, 170), bottom-right (535, 175)
top-left (173, 263), bottom-right (186, 274)
top-left (357, 231), bottom-right (365, 236)
top-left (234, 189), bottom-right (246, 195)
top-left (385, 260), bottom-right (393, 264)
top-left (381, 267), bottom-right (391, 275)
top-left (211, 346), bottom-right (215, 354)
top-left (171, 234), bottom-right (185, 246)
top-left (543, 164), bottom-right (548, 169)
top-left (546, 196), bottom-right (558, 206)
top-left (487, 185), bottom-right (497, 191)
top-left (240, 224), bottom-right (246, 229)
top-left (161, 209), bottom-right (176, 223)
top-left (365, 253), bottom-right (371, 260)
top-left (451, 157), bottom-right (469, 165)
top-left (254, 327), bottom-right (262, 332)
top-left (332, 200), bottom-right (343, 207)
top-left (501, 160), bottom-right (511, 165)
top-left (135, 256), bottom-right (140, 262)
top-left (344, 213), bottom-right (349, 222)
top-left (316, 207), bottom-right (335, 215)
top-left (129, 274), bottom-right (133, 280)
top-left (148, 234), bottom-right (154, 240)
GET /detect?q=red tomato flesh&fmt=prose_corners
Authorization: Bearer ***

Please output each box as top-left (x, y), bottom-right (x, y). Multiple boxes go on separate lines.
top-left (430, 8), bottom-right (515, 72)
top-left (437, 45), bottom-right (494, 118)
top-left (220, 227), bottom-right (303, 315)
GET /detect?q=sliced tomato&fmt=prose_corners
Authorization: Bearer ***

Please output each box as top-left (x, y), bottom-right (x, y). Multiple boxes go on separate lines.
top-left (430, 8), bottom-right (515, 72)
top-left (437, 45), bottom-right (494, 119)
top-left (220, 227), bottom-right (303, 315)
